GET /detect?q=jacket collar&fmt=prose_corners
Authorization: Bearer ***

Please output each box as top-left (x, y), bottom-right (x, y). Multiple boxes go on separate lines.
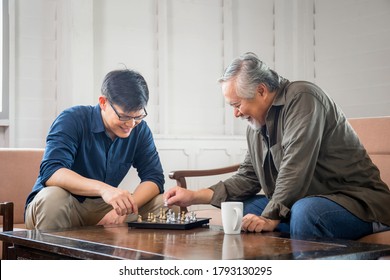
top-left (271, 78), bottom-right (290, 107)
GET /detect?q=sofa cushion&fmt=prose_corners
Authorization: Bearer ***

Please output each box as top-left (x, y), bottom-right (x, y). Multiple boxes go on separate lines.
top-left (0, 148), bottom-right (44, 225)
top-left (348, 117), bottom-right (390, 187)
top-left (369, 154), bottom-right (390, 188)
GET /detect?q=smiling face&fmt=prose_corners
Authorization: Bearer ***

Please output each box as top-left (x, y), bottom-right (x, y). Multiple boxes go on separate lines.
top-left (99, 96), bottom-right (146, 140)
top-left (222, 79), bottom-right (275, 130)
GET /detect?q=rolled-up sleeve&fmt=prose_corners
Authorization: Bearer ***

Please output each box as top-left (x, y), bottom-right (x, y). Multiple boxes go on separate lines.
top-left (39, 110), bottom-right (80, 185)
top-left (209, 151), bottom-right (261, 208)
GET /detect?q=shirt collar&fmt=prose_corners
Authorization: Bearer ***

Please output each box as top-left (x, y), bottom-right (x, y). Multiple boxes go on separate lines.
top-left (91, 104), bottom-right (106, 133)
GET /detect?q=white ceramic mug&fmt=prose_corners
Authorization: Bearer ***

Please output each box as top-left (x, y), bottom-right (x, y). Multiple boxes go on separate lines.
top-left (221, 201), bottom-right (243, 234)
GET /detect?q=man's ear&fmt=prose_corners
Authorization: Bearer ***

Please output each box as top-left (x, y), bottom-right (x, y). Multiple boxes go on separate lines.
top-left (98, 96), bottom-right (107, 110)
top-left (256, 83), bottom-right (266, 97)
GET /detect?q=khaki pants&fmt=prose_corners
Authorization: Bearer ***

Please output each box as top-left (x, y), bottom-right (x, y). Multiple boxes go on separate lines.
top-left (25, 186), bottom-right (171, 230)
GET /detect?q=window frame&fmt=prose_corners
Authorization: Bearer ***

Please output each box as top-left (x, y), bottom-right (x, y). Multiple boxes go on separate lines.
top-left (0, 0), bottom-right (9, 120)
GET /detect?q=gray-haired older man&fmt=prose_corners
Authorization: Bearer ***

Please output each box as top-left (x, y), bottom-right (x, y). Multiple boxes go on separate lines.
top-left (164, 52), bottom-right (390, 240)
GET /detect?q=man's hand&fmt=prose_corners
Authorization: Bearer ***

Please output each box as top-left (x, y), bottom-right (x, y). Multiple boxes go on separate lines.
top-left (163, 186), bottom-right (197, 207)
top-left (100, 187), bottom-right (138, 216)
top-left (164, 186), bottom-right (214, 207)
top-left (241, 214), bottom-right (280, 232)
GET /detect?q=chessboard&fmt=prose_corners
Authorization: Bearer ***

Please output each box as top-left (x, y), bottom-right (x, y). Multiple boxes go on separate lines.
top-left (127, 217), bottom-right (211, 230)
top-left (127, 209), bottom-right (211, 230)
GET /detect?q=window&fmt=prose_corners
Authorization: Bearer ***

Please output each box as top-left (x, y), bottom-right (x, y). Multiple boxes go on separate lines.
top-left (0, 0), bottom-right (9, 120)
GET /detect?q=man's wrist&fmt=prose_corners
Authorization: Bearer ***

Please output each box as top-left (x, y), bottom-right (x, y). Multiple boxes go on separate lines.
top-left (193, 188), bottom-right (213, 204)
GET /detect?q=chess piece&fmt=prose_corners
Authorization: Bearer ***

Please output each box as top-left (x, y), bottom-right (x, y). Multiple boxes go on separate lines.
top-left (181, 211), bottom-right (186, 222)
top-left (159, 208), bottom-right (164, 220)
top-left (185, 211), bottom-right (195, 222)
top-left (177, 212), bottom-right (181, 222)
top-left (162, 210), bottom-right (167, 220)
top-left (191, 211), bottom-right (197, 222)
top-left (172, 212), bottom-right (176, 222)
top-left (137, 215), bottom-right (142, 223)
top-left (166, 209), bottom-right (173, 223)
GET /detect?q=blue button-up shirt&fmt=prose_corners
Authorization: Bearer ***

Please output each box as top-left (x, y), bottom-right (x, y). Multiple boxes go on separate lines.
top-left (26, 104), bottom-right (164, 207)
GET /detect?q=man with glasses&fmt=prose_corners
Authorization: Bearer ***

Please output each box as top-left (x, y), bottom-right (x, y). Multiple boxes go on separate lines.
top-left (25, 69), bottom-right (166, 230)
top-left (164, 52), bottom-right (390, 240)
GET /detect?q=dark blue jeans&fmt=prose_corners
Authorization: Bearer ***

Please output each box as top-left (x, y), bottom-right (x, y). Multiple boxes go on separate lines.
top-left (243, 195), bottom-right (374, 240)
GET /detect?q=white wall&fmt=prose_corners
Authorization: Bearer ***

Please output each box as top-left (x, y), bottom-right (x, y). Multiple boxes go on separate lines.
top-left (313, 0), bottom-right (390, 117)
top-left (3, 0), bottom-right (390, 203)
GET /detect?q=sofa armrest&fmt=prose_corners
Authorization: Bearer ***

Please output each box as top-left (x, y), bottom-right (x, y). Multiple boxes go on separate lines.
top-left (0, 202), bottom-right (14, 232)
top-left (1, 202), bottom-right (14, 259)
top-left (168, 164), bottom-right (240, 214)
top-left (168, 164), bottom-right (240, 189)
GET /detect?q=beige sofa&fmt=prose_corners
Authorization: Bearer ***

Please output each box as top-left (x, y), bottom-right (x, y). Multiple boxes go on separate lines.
top-left (0, 148), bottom-right (44, 228)
top-left (1, 117), bottom-right (390, 259)
top-left (0, 148), bottom-right (44, 259)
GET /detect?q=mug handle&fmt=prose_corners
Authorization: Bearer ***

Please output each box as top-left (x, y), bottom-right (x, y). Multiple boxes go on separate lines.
top-left (233, 207), bottom-right (243, 231)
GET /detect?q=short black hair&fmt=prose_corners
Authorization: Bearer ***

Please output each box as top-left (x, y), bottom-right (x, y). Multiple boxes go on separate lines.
top-left (101, 69), bottom-right (149, 112)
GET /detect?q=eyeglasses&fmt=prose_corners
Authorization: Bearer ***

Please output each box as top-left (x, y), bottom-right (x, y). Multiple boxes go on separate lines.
top-left (109, 102), bottom-right (148, 122)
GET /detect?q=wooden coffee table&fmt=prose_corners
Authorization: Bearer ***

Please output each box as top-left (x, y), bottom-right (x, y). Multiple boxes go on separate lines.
top-left (1, 224), bottom-right (390, 260)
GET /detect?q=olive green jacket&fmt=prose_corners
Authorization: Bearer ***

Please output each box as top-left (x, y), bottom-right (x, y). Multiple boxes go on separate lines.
top-left (210, 80), bottom-right (390, 226)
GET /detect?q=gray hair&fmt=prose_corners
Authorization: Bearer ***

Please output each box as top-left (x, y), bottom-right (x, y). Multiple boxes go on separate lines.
top-left (218, 52), bottom-right (281, 99)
